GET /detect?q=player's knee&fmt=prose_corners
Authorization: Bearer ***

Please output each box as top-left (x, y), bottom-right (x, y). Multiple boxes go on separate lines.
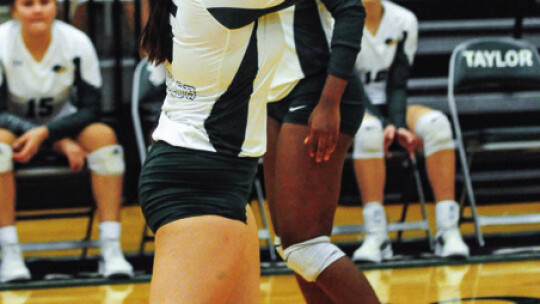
top-left (87, 145), bottom-right (125, 176)
top-left (283, 236), bottom-right (345, 282)
top-left (81, 123), bottom-right (118, 145)
top-left (353, 117), bottom-right (384, 159)
top-left (414, 111), bottom-right (454, 156)
top-left (0, 143), bottom-right (13, 173)
top-left (0, 129), bottom-right (16, 144)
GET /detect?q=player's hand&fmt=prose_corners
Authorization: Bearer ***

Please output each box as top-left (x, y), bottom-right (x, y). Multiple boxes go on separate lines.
top-left (304, 75), bottom-right (346, 163)
top-left (383, 125), bottom-right (396, 156)
top-left (305, 101), bottom-right (340, 163)
top-left (396, 128), bottom-right (417, 158)
top-left (12, 126), bottom-right (49, 163)
top-left (54, 139), bottom-right (88, 172)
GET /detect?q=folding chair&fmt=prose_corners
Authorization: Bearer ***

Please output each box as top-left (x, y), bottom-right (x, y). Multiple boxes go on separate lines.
top-left (131, 59), bottom-right (278, 260)
top-left (131, 58), bottom-right (163, 255)
top-left (332, 151), bottom-right (434, 250)
top-left (15, 154), bottom-right (98, 258)
top-left (447, 37), bottom-right (540, 246)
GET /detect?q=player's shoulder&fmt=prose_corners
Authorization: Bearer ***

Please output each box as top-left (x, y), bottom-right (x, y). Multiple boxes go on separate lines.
top-left (0, 20), bottom-right (18, 40)
top-left (0, 20), bottom-right (19, 58)
top-left (383, 1), bottom-right (417, 26)
top-left (53, 20), bottom-right (95, 50)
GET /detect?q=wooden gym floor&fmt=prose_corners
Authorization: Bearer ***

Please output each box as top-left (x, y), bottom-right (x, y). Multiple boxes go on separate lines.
top-left (1, 201), bottom-right (539, 303)
top-left (1, 260), bottom-right (539, 303)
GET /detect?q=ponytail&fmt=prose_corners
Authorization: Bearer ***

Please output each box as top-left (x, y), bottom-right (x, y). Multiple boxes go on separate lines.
top-left (140, 0), bottom-right (173, 64)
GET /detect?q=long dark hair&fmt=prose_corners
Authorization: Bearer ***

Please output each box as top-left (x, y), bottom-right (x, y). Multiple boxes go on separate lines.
top-left (140, 0), bottom-right (173, 64)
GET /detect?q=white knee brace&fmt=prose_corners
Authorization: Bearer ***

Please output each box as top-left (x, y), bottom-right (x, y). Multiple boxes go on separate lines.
top-left (283, 236), bottom-right (345, 282)
top-left (414, 111), bottom-right (454, 157)
top-left (87, 145), bottom-right (125, 176)
top-left (353, 117), bottom-right (384, 159)
top-left (0, 143), bottom-right (13, 173)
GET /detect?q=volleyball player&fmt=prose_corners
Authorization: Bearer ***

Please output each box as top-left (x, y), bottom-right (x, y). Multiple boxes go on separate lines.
top-left (0, 0), bottom-right (133, 282)
top-left (137, 0), bottom-right (301, 302)
top-left (352, 0), bottom-right (469, 263)
top-left (264, 1), bottom-right (380, 303)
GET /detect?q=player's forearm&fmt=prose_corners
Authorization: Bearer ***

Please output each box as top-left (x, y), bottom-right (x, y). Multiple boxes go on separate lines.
top-left (387, 89), bottom-right (407, 129)
top-left (46, 107), bottom-right (99, 142)
top-left (0, 111), bottom-right (39, 134)
top-left (319, 75), bottom-right (347, 109)
top-left (324, 0), bottom-right (366, 79)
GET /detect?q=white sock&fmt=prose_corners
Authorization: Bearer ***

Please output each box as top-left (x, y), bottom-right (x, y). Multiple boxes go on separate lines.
top-left (363, 202), bottom-right (387, 235)
top-left (0, 226), bottom-right (19, 245)
top-left (99, 221), bottom-right (121, 241)
top-left (436, 200), bottom-right (460, 232)
top-left (274, 235), bottom-right (281, 246)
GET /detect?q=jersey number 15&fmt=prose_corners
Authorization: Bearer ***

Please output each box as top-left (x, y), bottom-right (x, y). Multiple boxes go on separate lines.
top-left (26, 98), bottom-right (54, 118)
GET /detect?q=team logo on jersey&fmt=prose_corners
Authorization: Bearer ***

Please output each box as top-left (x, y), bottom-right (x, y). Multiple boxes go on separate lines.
top-left (166, 79), bottom-right (197, 101)
top-left (53, 65), bottom-right (68, 73)
top-left (385, 38), bottom-right (398, 46)
top-left (462, 49), bottom-right (534, 68)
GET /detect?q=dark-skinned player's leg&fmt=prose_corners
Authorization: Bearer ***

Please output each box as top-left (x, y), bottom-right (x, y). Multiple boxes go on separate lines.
top-left (265, 117), bottom-right (335, 303)
top-left (275, 123), bottom-right (380, 304)
top-left (263, 117), bottom-right (283, 238)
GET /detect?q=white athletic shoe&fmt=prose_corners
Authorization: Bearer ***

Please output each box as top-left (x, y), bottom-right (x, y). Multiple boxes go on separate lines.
top-left (435, 228), bottom-right (470, 258)
top-left (99, 240), bottom-right (134, 279)
top-left (0, 243), bottom-right (31, 283)
top-left (352, 233), bottom-right (393, 263)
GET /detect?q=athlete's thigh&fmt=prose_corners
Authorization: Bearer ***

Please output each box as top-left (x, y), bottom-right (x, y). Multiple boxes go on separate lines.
top-left (274, 123), bottom-right (352, 246)
top-left (0, 129), bottom-right (16, 145)
top-left (76, 122), bottom-right (118, 152)
top-left (264, 116), bottom-right (282, 199)
top-left (263, 116), bottom-right (283, 233)
top-left (226, 205), bottom-right (260, 304)
top-left (406, 105), bottom-right (437, 132)
top-left (150, 215), bottom-right (250, 304)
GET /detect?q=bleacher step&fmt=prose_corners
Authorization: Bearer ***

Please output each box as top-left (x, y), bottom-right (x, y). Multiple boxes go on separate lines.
top-left (473, 185), bottom-right (540, 197)
top-left (457, 169), bottom-right (540, 182)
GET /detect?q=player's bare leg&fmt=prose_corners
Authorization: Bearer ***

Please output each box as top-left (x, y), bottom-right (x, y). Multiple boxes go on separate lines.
top-left (407, 105), bottom-right (469, 257)
top-left (275, 123), bottom-right (380, 304)
top-left (77, 122), bottom-right (133, 277)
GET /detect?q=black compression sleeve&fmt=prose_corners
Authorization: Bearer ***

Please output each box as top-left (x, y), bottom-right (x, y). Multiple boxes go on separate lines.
top-left (386, 37), bottom-right (410, 129)
top-left (322, 0), bottom-right (365, 79)
top-left (46, 57), bottom-right (101, 141)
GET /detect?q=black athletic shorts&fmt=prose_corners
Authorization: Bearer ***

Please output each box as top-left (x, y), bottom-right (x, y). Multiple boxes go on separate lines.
top-left (267, 72), bottom-right (368, 136)
top-left (138, 141), bottom-right (258, 233)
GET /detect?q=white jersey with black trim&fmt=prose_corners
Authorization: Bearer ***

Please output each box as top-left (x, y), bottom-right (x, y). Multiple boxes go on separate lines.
top-left (268, 2), bottom-right (333, 102)
top-left (355, 0), bottom-right (417, 105)
top-left (0, 20), bottom-right (102, 125)
top-left (152, 0), bottom-right (287, 158)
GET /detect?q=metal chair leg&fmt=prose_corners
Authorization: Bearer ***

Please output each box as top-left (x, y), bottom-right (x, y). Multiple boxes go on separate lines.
top-left (456, 142), bottom-right (484, 246)
top-left (254, 178), bottom-right (277, 262)
top-left (410, 155), bottom-right (434, 250)
top-left (82, 206), bottom-right (96, 260)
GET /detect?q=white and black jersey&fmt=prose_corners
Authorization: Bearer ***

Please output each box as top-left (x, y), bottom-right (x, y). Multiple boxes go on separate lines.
top-left (0, 20), bottom-right (102, 140)
top-left (153, 0), bottom-right (298, 158)
top-left (269, 0), bottom-right (365, 102)
top-left (355, 0), bottom-right (417, 128)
